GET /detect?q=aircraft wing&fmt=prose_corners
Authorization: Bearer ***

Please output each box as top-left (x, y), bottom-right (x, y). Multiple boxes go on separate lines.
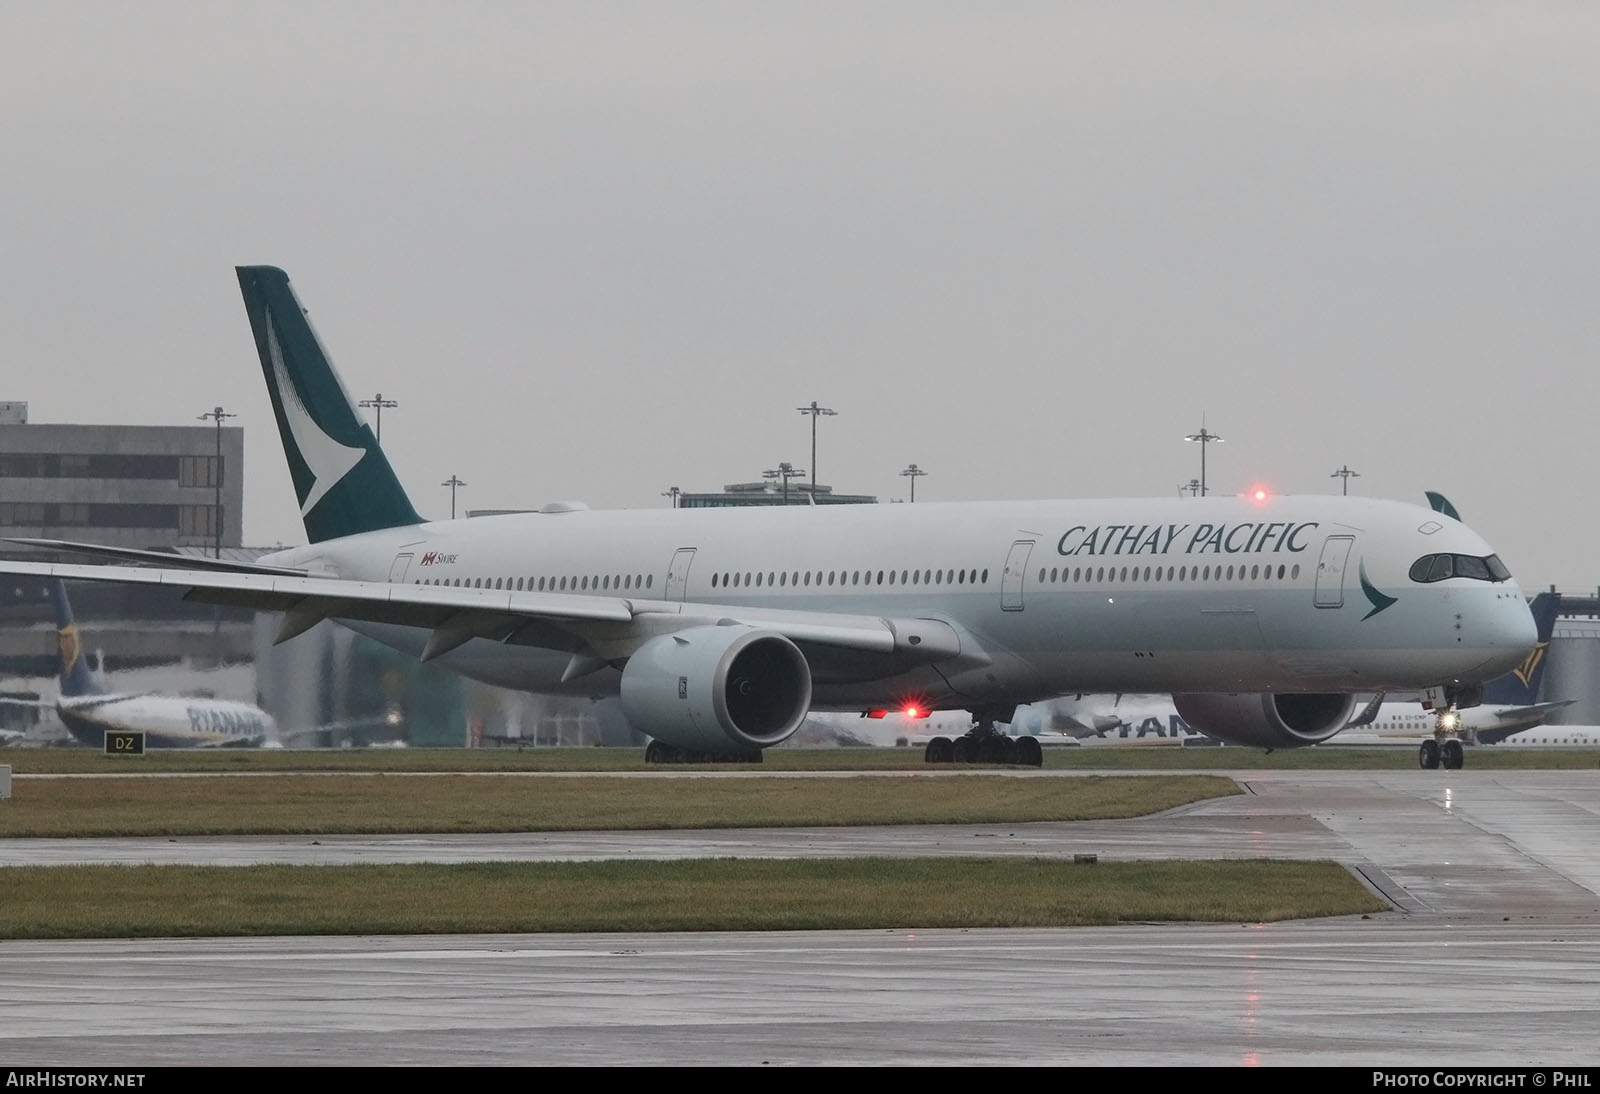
top-left (1473, 700), bottom-right (1579, 745)
top-left (4, 537), bottom-right (308, 576)
top-left (0, 559), bottom-right (970, 672)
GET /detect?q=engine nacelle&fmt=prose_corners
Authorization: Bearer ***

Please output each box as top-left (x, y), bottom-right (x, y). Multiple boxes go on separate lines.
top-left (620, 625), bottom-right (812, 754)
top-left (1170, 692), bottom-right (1356, 750)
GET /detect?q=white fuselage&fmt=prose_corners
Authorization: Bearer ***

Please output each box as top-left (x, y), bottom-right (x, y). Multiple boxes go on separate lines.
top-left (1489, 726), bottom-right (1600, 748)
top-left (260, 493), bottom-right (1535, 713)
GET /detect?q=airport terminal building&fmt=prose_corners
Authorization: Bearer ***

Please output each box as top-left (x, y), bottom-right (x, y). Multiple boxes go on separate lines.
top-left (0, 401), bottom-right (243, 552)
top-left (0, 405), bottom-right (252, 676)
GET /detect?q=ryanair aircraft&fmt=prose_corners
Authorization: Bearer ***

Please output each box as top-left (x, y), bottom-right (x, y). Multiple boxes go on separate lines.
top-left (0, 580), bottom-right (276, 748)
top-left (0, 267), bottom-right (1537, 765)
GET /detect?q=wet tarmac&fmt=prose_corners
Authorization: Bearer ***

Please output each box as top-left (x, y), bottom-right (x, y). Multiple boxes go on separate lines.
top-left (2, 767), bottom-right (1597, 1066)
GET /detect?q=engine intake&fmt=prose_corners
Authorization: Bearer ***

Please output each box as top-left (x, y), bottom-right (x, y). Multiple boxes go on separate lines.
top-left (1170, 692), bottom-right (1356, 750)
top-left (620, 625), bottom-right (812, 754)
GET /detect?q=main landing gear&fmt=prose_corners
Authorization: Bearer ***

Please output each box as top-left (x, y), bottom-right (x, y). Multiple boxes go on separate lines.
top-left (923, 707), bottom-right (1044, 768)
top-left (644, 740), bottom-right (764, 765)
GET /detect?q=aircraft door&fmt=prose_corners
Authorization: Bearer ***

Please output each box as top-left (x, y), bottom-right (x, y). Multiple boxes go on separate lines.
top-left (387, 553), bottom-right (414, 583)
top-left (1314, 535), bottom-right (1354, 608)
top-left (665, 548), bottom-right (697, 603)
top-left (1001, 539), bottom-right (1034, 611)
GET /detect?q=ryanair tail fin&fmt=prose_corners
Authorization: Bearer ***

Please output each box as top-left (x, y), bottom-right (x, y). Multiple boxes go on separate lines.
top-left (235, 266), bottom-right (423, 543)
top-left (50, 581), bottom-right (102, 699)
top-left (1483, 592), bottom-right (1561, 706)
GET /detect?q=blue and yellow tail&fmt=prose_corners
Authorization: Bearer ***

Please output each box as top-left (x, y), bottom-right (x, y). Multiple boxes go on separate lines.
top-left (50, 581), bottom-right (102, 699)
top-left (236, 266), bottom-right (423, 544)
top-left (1483, 592), bottom-right (1560, 705)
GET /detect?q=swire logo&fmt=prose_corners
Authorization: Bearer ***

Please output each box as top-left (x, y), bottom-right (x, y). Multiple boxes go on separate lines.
top-left (419, 552), bottom-right (459, 566)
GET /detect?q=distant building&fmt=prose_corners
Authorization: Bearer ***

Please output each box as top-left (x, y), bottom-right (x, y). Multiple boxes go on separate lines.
top-left (0, 404), bottom-right (243, 551)
top-left (0, 405), bottom-right (251, 679)
top-left (678, 480), bottom-right (876, 508)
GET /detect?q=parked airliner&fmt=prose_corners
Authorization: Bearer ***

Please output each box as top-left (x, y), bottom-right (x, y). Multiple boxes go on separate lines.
top-left (0, 581), bottom-right (275, 748)
top-left (1489, 725), bottom-right (1600, 748)
top-left (0, 266), bottom-right (1538, 764)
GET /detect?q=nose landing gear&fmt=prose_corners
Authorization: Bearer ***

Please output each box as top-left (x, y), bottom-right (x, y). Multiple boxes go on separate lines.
top-left (1418, 709), bottom-right (1467, 770)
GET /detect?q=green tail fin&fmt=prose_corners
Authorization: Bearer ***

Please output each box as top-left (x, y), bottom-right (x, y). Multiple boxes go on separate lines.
top-left (236, 266), bottom-right (423, 543)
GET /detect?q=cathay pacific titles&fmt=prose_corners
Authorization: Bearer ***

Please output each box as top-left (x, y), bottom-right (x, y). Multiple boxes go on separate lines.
top-left (1056, 521), bottom-right (1320, 557)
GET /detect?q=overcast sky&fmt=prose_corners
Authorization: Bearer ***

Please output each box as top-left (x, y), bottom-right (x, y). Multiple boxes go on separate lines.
top-left (3, 3), bottom-right (1596, 588)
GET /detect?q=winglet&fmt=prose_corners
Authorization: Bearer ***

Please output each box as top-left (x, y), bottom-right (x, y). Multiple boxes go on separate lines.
top-left (1424, 491), bottom-right (1461, 521)
top-left (236, 266), bottom-right (423, 543)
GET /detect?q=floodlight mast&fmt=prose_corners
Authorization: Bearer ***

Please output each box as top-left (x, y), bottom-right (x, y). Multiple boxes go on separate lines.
top-left (796, 401), bottom-right (836, 498)
top-left (1184, 420), bottom-right (1223, 497)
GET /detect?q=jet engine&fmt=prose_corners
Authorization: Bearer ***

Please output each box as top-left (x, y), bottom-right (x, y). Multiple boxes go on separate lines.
top-left (1170, 692), bottom-right (1356, 750)
top-left (620, 625), bottom-right (812, 756)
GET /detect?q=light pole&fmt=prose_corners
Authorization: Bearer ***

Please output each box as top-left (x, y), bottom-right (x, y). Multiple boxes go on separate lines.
top-left (795, 401), bottom-right (836, 499)
top-left (1331, 464), bottom-right (1360, 496)
top-left (441, 475), bottom-right (466, 519)
top-left (1184, 420), bottom-right (1223, 497)
top-left (358, 392), bottom-right (398, 442)
top-left (662, 486), bottom-right (681, 509)
top-left (196, 405), bottom-right (235, 557)
top-left (763, 462), bottom-right (805, 506)
top-left (900, 463), bottom-right (927, 502)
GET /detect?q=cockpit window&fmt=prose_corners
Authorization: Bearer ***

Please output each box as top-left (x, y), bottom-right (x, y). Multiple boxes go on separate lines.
top-left (1408, 552), bottom-right (1512, 584)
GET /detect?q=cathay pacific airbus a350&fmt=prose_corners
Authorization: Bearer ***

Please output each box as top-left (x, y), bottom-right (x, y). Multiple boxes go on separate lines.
top-left (0, 267), bottom-right (1537, 764)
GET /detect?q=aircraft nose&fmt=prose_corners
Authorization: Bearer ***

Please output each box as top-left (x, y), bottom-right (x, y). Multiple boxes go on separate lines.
top-left (1474, 594), bottom-right (1539, 678)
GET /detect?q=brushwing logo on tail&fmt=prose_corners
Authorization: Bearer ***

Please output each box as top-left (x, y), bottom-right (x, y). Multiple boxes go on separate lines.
top-left (266, 310), bottom-right (365, 517)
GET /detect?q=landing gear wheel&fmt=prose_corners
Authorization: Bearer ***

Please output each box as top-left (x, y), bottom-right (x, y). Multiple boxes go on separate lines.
top-left (951, 736), bottom-right (974, 763)
top-left (924, 736), bottom-right (954, 764)
top-left (1419, 738), bottom-right (1440, 770)
top-left (645, 740), bottom-right (671, 765)
top-left (1015, 736), bottom-right (1043, 768)
top-left (1441, 738), bottom-right (1465, 770)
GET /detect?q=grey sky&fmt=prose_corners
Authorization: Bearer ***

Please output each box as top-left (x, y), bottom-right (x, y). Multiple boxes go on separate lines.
top-left (3, 3), bottom-right (1595, 587)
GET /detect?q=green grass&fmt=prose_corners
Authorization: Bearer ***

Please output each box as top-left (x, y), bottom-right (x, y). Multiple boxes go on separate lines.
top-left (0, 858), bottom-right (1385, 939)
top-left (0, 773), bottom-right (1240, 836)
top-left (1, 744), bottom-right (1507, 937)
top-left (4, 741), bottom-right (1595, 776)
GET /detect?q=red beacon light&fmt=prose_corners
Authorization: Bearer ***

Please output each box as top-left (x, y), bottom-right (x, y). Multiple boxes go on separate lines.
top-left (1247, 485), bottom-right (1272, 505)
